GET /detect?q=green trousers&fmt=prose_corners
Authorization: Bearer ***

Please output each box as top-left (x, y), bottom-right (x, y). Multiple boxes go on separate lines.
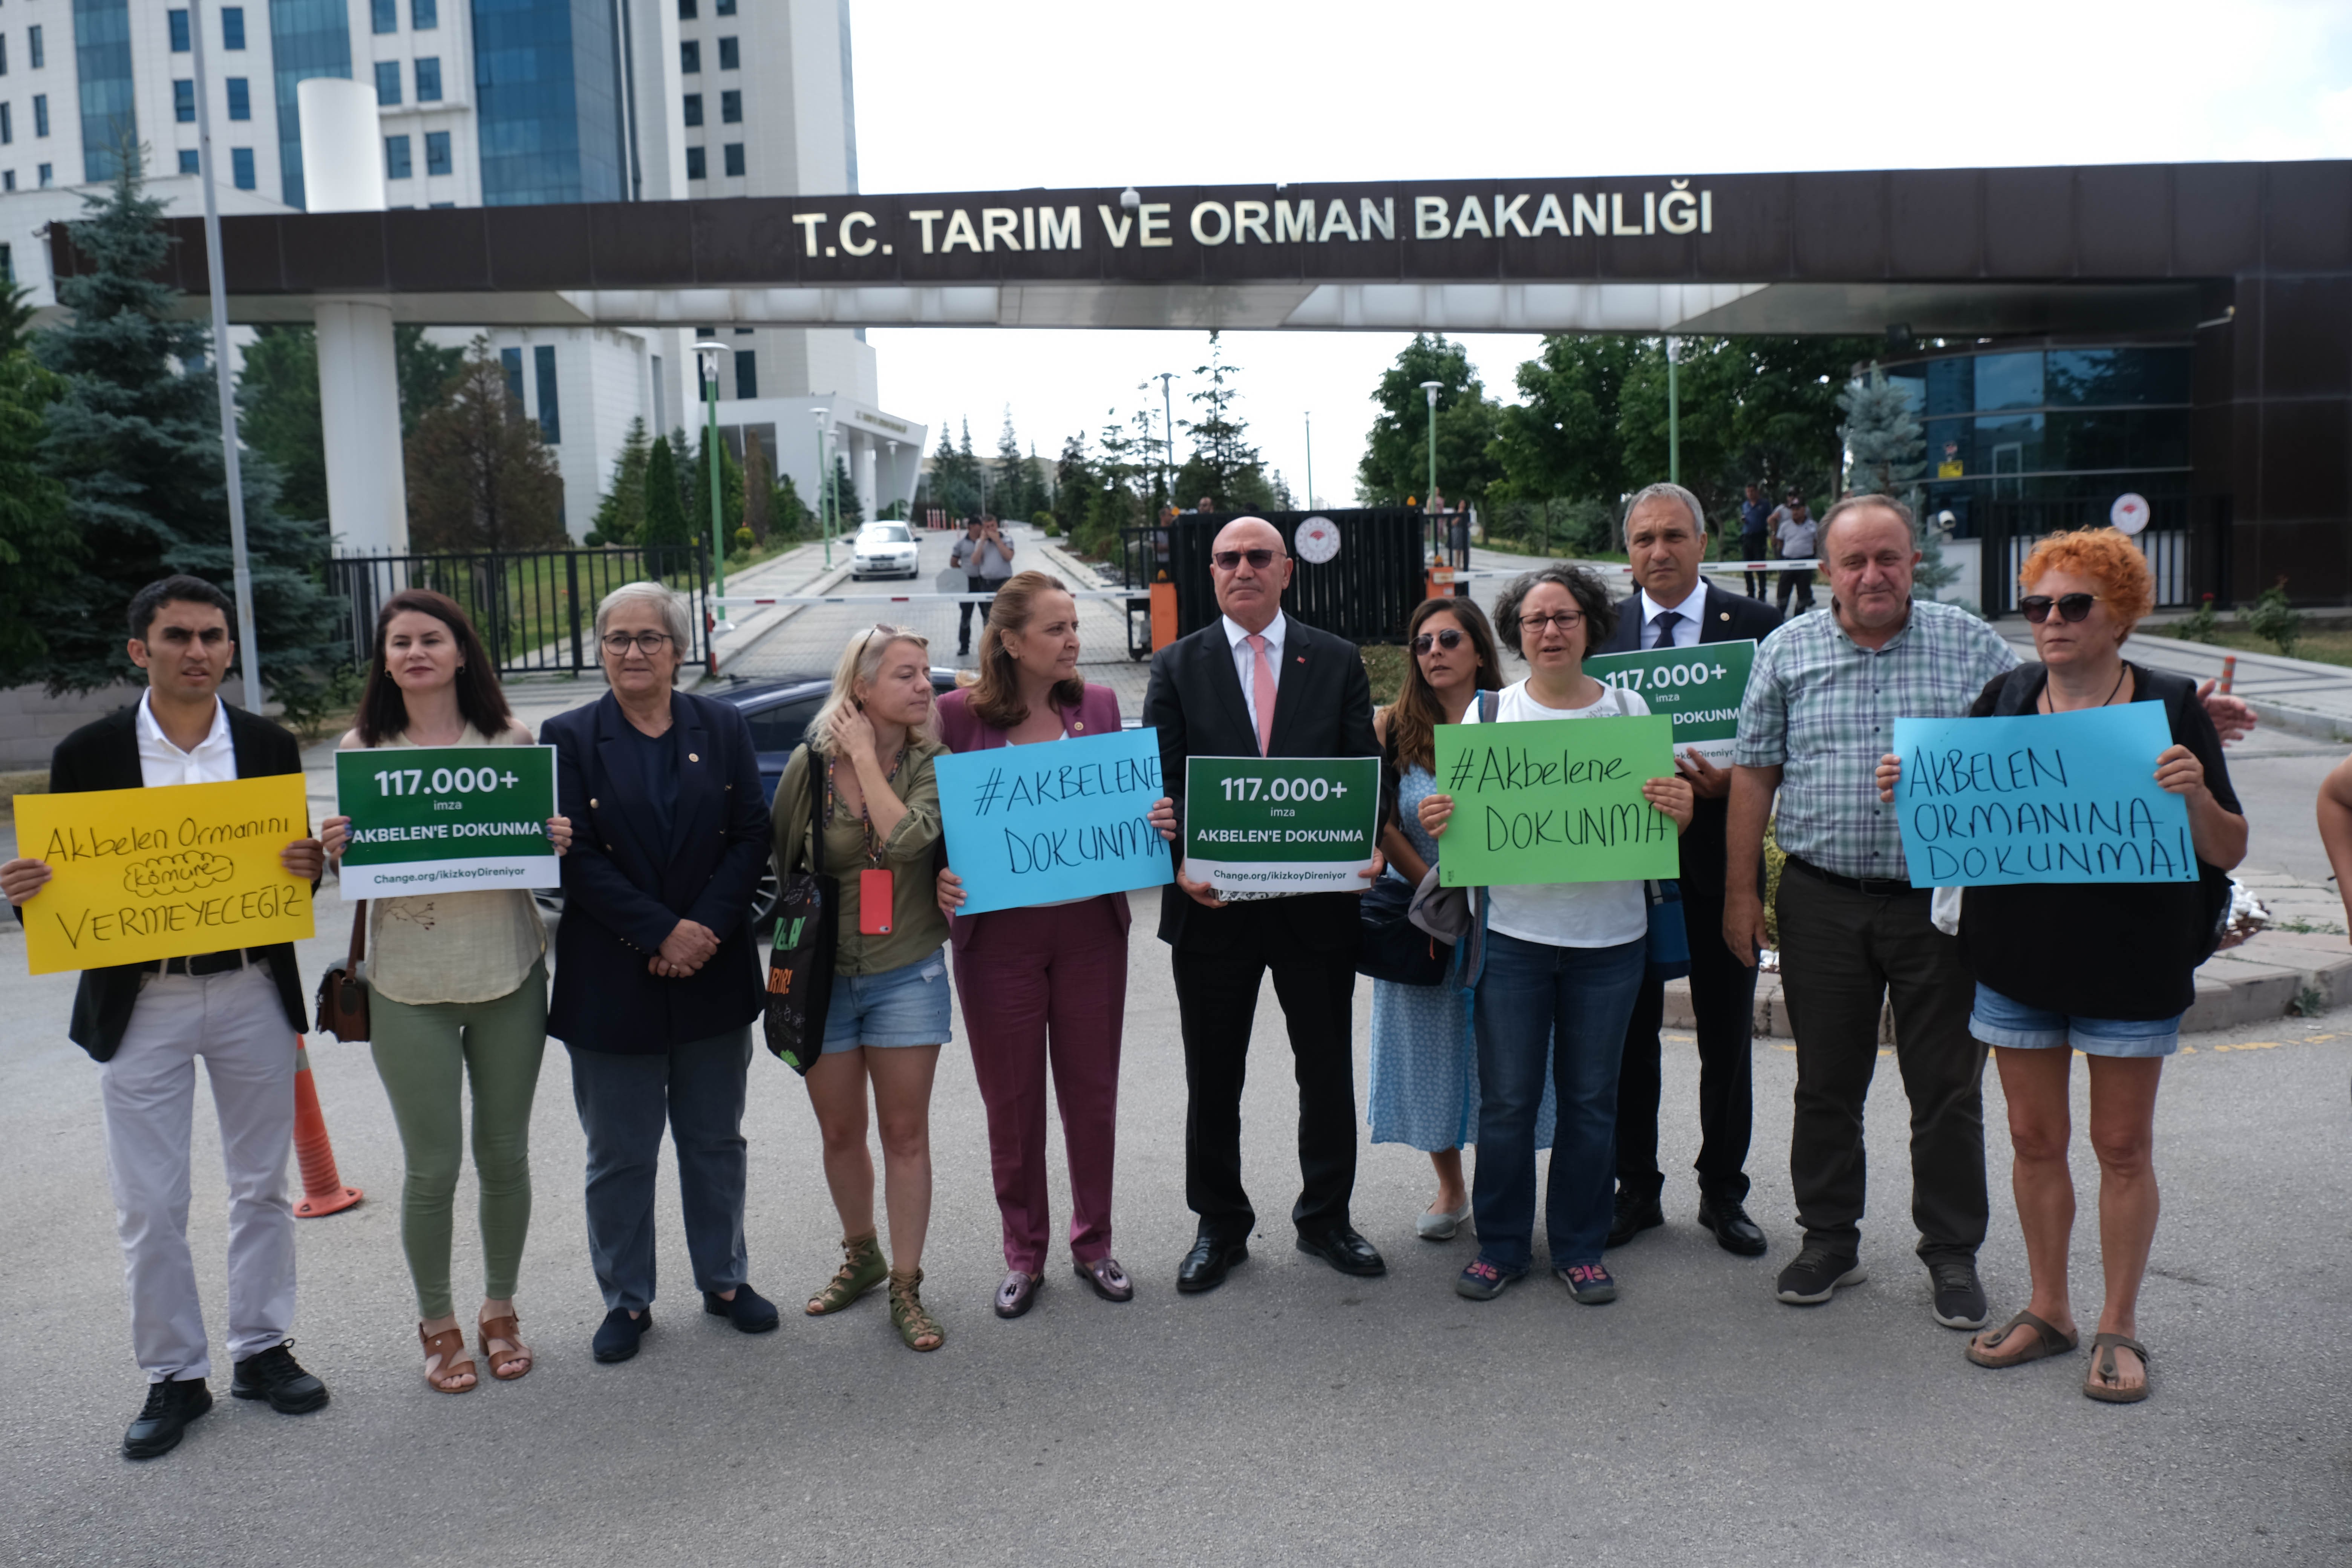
top-left (369, 959), bottom-right (549, 1319)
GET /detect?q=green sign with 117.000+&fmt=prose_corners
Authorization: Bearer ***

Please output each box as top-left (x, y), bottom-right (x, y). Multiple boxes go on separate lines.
top-left (1183, 756), bottom-right (1381, 894)
top-left (335, 746), bottom-right (559, 896)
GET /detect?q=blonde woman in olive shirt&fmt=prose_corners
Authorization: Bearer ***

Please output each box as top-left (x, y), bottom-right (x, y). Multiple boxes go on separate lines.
top-left (772, 625), bottom-right (952, 1351)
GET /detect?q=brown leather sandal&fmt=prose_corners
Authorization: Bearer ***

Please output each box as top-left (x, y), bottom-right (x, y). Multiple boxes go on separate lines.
top-left (420, 1323), bottom-right (477, 1393)
top-left (477, 1315), bottom-right (532, 1381)
top-left (1966, 1309), bottom-right (2077, 1369)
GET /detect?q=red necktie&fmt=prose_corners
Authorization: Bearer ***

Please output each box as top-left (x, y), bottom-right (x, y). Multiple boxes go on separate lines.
top-left (1246, 633), bottom-right (1276, 756)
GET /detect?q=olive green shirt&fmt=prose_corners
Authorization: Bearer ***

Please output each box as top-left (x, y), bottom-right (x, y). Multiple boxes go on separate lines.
top-left (772, 739), bottom-right (950, 975)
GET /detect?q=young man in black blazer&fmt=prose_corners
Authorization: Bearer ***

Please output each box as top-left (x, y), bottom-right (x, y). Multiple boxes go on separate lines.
top-left (1142, 518), bottom-right (1387, 1293)
top-left (1593, 485), bottom-right (1780, 1258)
top-left (2, 577), bottom-right (329, 1458)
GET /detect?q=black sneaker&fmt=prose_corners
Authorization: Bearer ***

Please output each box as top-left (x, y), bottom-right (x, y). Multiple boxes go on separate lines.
top-left (1775, 1247), bottom-right (1867, 1305)
top-left (1928, 1260), bottom-right (1989, 1329)
top-left (229, 1341), bottom-right (329, 1414)
top-left (1605, 1189), bottom-right (1665, 1250)
top-left (593, 1306), bottom-right (652, 1363)
top-left (123, 1377), bottom-right (212, 1459)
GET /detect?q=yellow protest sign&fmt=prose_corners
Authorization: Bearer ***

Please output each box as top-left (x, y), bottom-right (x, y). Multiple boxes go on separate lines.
top-left (15, 776), bottom-right (315, 975)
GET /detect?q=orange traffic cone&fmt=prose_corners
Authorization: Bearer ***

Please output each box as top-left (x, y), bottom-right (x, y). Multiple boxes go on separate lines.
top-left (291, 1040), bottom-right (363, 1218)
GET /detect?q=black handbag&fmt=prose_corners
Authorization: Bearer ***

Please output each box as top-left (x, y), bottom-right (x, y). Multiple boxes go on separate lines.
top-left (1357, 723), bottom-right (1453, 986)
top-left (313, 903), bottom-right (371, 1041)
top-left (1645, 879), bottom-right (1692, 981)
top-left (763, 749), bottom-right (839, 1074)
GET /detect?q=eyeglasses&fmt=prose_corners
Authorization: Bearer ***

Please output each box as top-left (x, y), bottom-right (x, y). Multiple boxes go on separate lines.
top-left (600, 631), bottom-right (674, 654)
top-left (1520, 611), bottom-right (1585, 633)
top-left (1210, 548), bottom-right (1280, 571)
top-left (2020, 594), bottom-right (2102, 625)
top-left (1412, 628), bottom-right (1467, 655)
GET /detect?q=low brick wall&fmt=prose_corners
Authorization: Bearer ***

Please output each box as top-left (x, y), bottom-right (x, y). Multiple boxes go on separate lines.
top-left (0, 683), bottom-right (141, 771)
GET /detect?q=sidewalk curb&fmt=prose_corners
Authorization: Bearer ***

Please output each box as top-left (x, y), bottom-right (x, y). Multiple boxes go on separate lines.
top-left (1663, 928), bottom-right (2352, 1040)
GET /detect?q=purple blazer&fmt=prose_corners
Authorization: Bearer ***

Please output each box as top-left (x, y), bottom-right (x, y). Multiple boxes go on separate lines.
top-left (935, 682), bottom-right (1134, 952)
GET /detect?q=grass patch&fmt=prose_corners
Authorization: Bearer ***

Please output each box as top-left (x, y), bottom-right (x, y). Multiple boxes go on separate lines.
top-left (2171, 626), bottom-right (2352, 668)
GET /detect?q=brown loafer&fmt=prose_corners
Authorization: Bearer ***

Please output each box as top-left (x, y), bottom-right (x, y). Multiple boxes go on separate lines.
top-left (1073, 1256), bottom-right (1133, 1303)
top-left (994, 1270), bottom-right (1041, 1319)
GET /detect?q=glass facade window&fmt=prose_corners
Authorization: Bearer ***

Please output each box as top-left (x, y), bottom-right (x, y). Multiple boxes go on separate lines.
top-left (28, 25), bottom-right (41, 70)
top-left (680, 39), bottom-right (700, 72)
top-left (718, 37), bottom-right (738, 69)
top-left (71, 3), bottom-right (135, 184)
top-left (38, 163), bottom-right (52, 187)
top-left (424, 129), bottom-right (450, 173)
top-left (1, 36), bottom-right (8, 74)
top-left (375, 60), bottom-right (402, 104)
top-left (33, 95), bottom-right (46, 138)
top-left (0, 105), bottom-right (11, 144)
top-left (230, 147), bottom-right (253, 188)
top-left (716, 0), bottom-right (735, 12)
top-left (372, 0), bottom-right (398, 32)
top-left (413, 0), bottom-right (438, 28)
top-left (415, 57), bottom-right (441, 101)
top-left (685, 144), bottom-right (705, 179)
top-left (179, 148), bottom-right (199, 173)
top-left (722, 141), bottom-right (742, 176)
top-left (222, 8), bottom-right (246, 49)
top-left (500, 347), bottom-right (524, 409)
top-left (227, 77), bottom-right (251, 120)
top-left (682, 93), bottom-right (702, 126)
top-left (269, 0), bottom-right (353, 209)
top-left (534, 345), bottom-right (560, 442)
top-left (720, 88), bottom-right (740, 123)
top-left (678, 0), bottom-right (697, 15)
top-left (3, 173), bottom-right (14, 191)
top-left (735, 351), bottom-right (755, 400)
top-left (385, 133), bottom-right (411, 178)
top-left (176, 80), bottom-right (197, 123)
top-left (473, 0), bottom-right (627, 207)
top-left (170, 10), bottom-right (191, 51)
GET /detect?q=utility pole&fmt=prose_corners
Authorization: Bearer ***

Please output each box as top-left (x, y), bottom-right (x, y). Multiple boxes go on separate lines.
top-left (189, 1), bottom-right (263, 713)
top-left (1154, 372), bottom-right (1176, 505)
top-left (1666, 334), bottom-right (1681, 485)
top-left (1304, 411), bottom-right (1313, 509)
top-left (694, 340), bottom-right (731, 620)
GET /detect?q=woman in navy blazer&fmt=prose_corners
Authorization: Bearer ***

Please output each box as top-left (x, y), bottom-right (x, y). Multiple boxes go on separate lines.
top-left (935, 573), bottom-right (1143, 1318)
top-left (541, 583), bottom-right (777, 1364)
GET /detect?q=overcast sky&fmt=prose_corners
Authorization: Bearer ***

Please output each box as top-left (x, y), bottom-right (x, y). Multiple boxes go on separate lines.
top-left (853, 0), bottom-right (2352, 506)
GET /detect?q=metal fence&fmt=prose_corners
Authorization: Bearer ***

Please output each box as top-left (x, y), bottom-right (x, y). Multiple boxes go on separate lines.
top-left (1119, 510), bottom-right (1430, 646)
top-left (1977, 498), bottom-right (2207, 615)
top-left (326, 545), bottom-right (713, 676)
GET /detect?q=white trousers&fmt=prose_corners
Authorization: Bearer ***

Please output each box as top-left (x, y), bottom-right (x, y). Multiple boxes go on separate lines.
top-left (98, 966), bottom-right (298, 1382)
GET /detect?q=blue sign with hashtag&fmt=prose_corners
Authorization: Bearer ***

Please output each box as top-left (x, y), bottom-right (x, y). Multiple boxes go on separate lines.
top-left (934, 726), bottom-right (1175, 915)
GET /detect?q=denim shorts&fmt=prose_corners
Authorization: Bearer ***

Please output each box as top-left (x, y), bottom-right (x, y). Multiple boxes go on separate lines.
top-left (1968, 983), bottom-right (2182, 1058)
top-left (822, 947), bottom-right (953, 1052)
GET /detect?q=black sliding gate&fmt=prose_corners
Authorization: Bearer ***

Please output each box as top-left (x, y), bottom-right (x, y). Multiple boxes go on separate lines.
top-left (326, 545), bottom-right (712, 676)
top-left (1120, 509), bottom-right (1430, 646)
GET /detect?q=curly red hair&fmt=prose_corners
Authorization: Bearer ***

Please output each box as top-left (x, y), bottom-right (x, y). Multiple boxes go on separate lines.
top-left (2018, 527), bottom-right (2153, 629)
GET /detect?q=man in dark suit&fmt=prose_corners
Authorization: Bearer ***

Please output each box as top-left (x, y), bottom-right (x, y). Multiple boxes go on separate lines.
top-left (3, 576), bottom-right (330, 1459)
top-left (1142, 517), bottom-right (1387, 1293)
top-left (1595, 485), bottom-right (1780, 1258)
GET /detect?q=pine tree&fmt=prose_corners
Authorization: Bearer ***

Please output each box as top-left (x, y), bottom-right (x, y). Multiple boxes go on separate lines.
top-left (641, 436), bottom-right (689, 547)
top-left (833, 454), bottom-right (864, 528)
top-left (1837, 368), bottom-right (1949, 592)
top-left (684, 427), bottom-right (745, 549)
top-left (771, 470), bottom-right (809, 539)
top-left (237, 325), bottom-right (326, 521)
top-left (403, 338), bottom-right (567, 551)
top-left (0, 348), bottom-right (75, 681)
top-left (588, 416), bottom-right (652, 545)
top-left (29, 152), bottom-right (338, 699)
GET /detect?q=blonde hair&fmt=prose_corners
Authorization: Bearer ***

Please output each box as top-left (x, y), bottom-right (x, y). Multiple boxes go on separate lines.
top-left (806, 623), bottom-right (937, 756)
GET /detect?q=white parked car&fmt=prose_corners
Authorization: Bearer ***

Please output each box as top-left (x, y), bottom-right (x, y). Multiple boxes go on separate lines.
top-left (850, 521), bottom-right (921, 580)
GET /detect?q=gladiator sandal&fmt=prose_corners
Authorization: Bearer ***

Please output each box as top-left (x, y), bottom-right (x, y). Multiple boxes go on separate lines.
top-left (888, 1267), bottom-right (943, 1352)
top-left (806, 1232), bottom-right (887, 1316)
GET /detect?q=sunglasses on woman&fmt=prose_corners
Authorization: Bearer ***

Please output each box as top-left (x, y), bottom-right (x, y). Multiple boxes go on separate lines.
top-left (2020, 593), bottom-right (2102, 625)
top-left (1412, 628), bottom-right (1467, 655)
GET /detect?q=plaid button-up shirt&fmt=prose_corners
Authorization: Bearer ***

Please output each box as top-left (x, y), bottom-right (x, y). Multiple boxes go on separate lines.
top-left (1733, 600), bottom-right (2019, 882)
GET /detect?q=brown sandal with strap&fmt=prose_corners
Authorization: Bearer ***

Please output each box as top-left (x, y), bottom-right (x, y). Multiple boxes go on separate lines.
top-left (2084, 1332), bottom-right (2151, 1403)
top-left (477, 1315), bottom-right (532, 1382)
top-left (1966, 1309), bottom-right (2078, 1368)
top-left (420, 1323), bottom-right (477, 1393)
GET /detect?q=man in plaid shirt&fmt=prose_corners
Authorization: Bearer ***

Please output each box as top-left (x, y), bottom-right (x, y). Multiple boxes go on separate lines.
top-left (1724, 495), bottom-right (2246, 1331)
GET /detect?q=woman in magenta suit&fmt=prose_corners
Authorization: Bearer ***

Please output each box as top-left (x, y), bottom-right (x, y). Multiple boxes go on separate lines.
top-left (936, 571), bottom-right (1138, 1319)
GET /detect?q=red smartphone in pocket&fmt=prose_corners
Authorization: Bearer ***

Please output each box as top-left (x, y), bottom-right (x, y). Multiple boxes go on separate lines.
top-left (859, 868), bottom-right (893, 935)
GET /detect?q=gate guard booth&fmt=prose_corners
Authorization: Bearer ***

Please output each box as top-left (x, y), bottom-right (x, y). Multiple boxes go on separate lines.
top-left (1122, 510), bottom-right (1429, 654)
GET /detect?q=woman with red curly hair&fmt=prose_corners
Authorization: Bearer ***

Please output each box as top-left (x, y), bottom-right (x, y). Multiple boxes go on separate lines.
top-left (1875, 527), bottom-right (2245, 1404)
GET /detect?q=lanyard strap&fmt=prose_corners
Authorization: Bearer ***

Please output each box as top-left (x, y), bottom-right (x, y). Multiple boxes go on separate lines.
top-left (825, 748), bottom-right (906, 869)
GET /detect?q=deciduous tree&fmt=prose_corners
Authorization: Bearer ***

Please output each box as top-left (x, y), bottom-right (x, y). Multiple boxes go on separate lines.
top-left (403, 337), bottom-right (567, 551)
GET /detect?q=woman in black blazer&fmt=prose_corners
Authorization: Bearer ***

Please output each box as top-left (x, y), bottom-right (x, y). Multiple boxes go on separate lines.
top-left (541, 583), bottom-right (776, 1365)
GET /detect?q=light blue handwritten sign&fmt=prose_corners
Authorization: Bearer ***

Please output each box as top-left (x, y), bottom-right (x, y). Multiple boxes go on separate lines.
top-left (934, 726), bottom-right (1174, 915)
top-left (1891, 704), bottom-right (2194, 887)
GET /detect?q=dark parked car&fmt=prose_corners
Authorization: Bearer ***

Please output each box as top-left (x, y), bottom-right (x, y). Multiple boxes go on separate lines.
top-left (535, 668), bottom-right (966, 930)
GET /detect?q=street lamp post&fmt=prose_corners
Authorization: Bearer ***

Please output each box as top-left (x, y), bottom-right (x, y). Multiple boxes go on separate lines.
top-left (1665, 334), bottom-right (1681, 485)
top-left (1419, 380), bottom-right (1443, 559)
top-left (1304, 411), bottom-right (1313, 510)
top-left (810, 407), bottom-right (833, 568)
top-left (693, 339), bottom-right (732, 622)
top-left (1153, 372), bottom-right (1177, 507)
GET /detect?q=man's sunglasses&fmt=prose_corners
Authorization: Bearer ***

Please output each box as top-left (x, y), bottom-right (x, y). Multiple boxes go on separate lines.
top-left (2020, 593), bottom-right (2102, 625)
top-left (1211, 548), bottom-right (1280, 570)
top-left (1412, 628), bottom-right (1467, 655)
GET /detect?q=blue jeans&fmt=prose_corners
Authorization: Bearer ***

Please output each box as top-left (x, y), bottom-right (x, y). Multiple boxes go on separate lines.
top-left (569, 1026), bottom-right (754, 1312)
top-left (1472, 931), bottom-right (1646, 1272)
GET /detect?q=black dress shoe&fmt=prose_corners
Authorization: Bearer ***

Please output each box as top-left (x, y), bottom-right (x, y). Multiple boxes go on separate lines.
top-left (1296, 1225), bottom-right (1386, 1277)
top-left (123, 1377), bottom-right (211, 1459)
top-left (228, 1342), bottom-right (329, 1413)
top-left (1176, 1234), bottom-right (1248, 1294)
top-left (593, 1306), bottom-right (652, 1363)
top-left (1606, 1190), bottom-right (1666, 1250)
top-left (704, 1285), bottom-right (781, 1333)
top-left (1697, 1191), bottom-right (1769, 1257)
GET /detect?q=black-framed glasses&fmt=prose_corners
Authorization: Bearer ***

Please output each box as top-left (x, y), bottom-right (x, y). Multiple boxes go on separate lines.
top-left (600, 631), bottom-right (675, 654)
top-left (1521, 610), bottom-right (1584, 633)
top-left (1211, 548), bottom-right (1280, 570)
top-left (2020, 594), bottom-right (2102, 625)
top-left (1412, 628), bottom-right (1467, 655)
